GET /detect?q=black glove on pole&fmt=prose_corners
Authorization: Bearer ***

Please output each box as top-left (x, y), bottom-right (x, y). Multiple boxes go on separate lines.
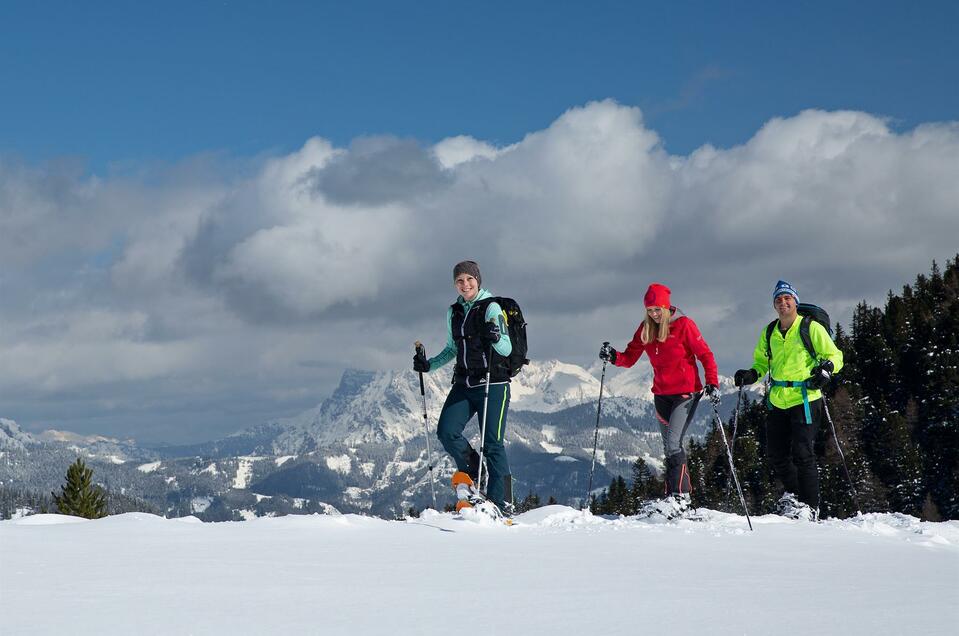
top-left (598, 342), bottom-right (616, 365)
top-left (807, 359), bottom-right (834, 390)
top-left (734, 368), bottom-right (758, 387)
top-left (482, 321), bottom-right (501, 344)
top-left (413, 346), bottom-right (430, 373)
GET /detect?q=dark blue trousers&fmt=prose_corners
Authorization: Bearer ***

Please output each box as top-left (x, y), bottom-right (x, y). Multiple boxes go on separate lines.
top-left (437, 381), bottom-right (511, 509)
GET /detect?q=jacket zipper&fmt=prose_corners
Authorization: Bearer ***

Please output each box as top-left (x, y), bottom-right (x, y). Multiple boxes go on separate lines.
top-left (460, 302), bottom-right (473, 371)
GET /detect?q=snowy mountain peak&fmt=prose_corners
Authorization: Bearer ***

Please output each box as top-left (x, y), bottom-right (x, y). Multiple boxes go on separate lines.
top-left (0, 418), bottom-right (36, 451)
top-left (266, 358), bottom-right (659, 454)
top-left (38, 430), bottom-right (126, 445)
top-left (270, 367), bottom-right (452, 453)
top-left (509, 359), bottom-right (602, 412)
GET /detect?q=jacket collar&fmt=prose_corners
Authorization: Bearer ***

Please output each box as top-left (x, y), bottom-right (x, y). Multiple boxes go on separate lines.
top-left (457, 288), bottom-right (491, 309)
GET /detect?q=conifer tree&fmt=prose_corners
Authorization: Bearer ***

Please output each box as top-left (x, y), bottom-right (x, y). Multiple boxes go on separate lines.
top-left (732, 399), bottom-right (777, 515)
top-left (593, 476), bottom-right (631, 515)
top-left (816, 386), bottom-right (888, 518)
top-left (629, 457), bottom-right (663, 506)
top-left (52, 457), bottom-right (107, 519)
top-left (608, 476), bottom-right (629, 515)
top-left (517, 491), bottom-right (541, 513)
top-left (910, 255), bottom-right (959, 518)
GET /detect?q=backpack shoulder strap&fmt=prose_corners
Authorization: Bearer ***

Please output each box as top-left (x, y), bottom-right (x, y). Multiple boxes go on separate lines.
top-left (474, 296), bottom-right (496, 314)
top-left (764, 320), bottom-right (777, 361)
top-left (799, 315), bottom-right (818, 362)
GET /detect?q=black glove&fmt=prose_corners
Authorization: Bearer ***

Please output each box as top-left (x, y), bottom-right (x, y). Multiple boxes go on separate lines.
top-left (806, 359), bottom-right (834, 390)
top-left (481, 321), bottom-right (501, 344)
top-left (599, 343), bottom-right (616, 364)
top-left (734, 368), bottom-right (759, 387)
top-left (413, 351), bottom-right (430, 373)
top-left (704, 384), bottom-right (721, 406)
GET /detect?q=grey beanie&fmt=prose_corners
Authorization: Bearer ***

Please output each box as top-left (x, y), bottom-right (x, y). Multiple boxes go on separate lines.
top-left (453, 260), bottom-right (482, 287)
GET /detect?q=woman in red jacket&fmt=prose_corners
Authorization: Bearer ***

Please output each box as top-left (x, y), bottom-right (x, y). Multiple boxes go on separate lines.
top-left (600, 283), bottom-right (720, 512)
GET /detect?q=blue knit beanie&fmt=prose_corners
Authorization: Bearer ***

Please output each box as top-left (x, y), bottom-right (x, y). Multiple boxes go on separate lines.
top-left (773, 280), bottom-right (799, 303)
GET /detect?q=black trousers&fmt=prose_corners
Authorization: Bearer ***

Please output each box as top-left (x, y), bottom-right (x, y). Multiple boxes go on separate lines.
top-left (766, 399), bottom-right (822, 509)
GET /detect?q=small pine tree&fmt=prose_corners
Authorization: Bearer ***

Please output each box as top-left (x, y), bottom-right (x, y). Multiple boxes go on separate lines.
top-left (629, 458), bottom-right (663, 507)
top-left (52, 457), bottom-right (107, 519)
top-left (516, 491), bottom-right (541, 513)
top-left (602, 476), bottom-right (630, 515)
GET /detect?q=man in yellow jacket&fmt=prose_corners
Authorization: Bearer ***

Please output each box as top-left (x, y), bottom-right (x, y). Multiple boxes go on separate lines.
top-left (734, 280), bottom-right (843, 520)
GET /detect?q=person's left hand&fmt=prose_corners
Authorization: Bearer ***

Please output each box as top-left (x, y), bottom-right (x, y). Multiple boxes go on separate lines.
top-left (481, 321), bottom-right (501, 344)
top-left (806, 359), bottom-right (834, 390)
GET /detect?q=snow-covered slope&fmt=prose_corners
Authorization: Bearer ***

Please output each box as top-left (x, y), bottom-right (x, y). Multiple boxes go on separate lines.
top-left (2, 508), bottom-right (956, 635)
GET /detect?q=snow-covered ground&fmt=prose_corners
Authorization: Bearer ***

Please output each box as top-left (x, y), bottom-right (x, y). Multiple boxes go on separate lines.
top-left (1, 507), bottom-right (957, 635)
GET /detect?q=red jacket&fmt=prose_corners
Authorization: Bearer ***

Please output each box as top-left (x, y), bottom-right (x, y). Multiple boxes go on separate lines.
top-left (614, 315), bottom-right (719, 395)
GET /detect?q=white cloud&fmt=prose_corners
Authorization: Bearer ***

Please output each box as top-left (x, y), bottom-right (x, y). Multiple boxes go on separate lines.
top-left (1, 101), bottom-right (957, 441)
top-left (432, 135), bottom-right (501, 169)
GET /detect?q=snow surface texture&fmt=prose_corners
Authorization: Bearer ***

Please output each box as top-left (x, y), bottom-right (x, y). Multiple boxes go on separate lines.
top-left (2, 508), bottom-right (956, 635)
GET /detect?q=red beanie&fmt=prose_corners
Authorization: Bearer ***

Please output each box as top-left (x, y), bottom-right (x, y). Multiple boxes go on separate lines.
top-left (644, 283), bottom-right (671, 309)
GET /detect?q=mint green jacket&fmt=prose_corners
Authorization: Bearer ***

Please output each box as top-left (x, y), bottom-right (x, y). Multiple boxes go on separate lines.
top-left (751, 317), bottom-right (844, 410)
top-left (427, 289), bottom-right (512, 370)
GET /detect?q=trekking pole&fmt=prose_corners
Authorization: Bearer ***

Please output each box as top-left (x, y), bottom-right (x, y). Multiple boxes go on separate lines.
top-left (414, 342), bottom-right (437, 510)
top-left (584, 343), bottom-right (609, 510)
top-left (476, 344), bottom-right (494, 496)
top-left (821, 393), bottom-right (862, 515)
top-left (710, 402), bottom-right (753, 531)
top-left (723, 386), bottom-right (745, 505)
top-left (730, 385), bottom-right (744, 457)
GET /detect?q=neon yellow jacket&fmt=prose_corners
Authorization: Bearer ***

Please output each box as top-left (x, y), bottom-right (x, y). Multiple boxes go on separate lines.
top-left (751, 317), bottom-right (843, 410)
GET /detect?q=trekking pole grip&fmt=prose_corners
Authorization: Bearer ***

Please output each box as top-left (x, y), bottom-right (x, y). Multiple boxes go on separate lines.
top-left (414, 341), bottom-right (426, 394)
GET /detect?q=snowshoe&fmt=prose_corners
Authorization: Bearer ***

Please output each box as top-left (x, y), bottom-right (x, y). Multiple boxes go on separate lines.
top-left (776, 492), bottom-right (819, 522)
top-left (451, 471), bottom-right (512, 525)
top-left (636, 494), bottom-right (699, 521)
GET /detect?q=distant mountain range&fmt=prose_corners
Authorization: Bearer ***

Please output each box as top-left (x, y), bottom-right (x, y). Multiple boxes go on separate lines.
top-left (1, 360), bottom-right (750, 519)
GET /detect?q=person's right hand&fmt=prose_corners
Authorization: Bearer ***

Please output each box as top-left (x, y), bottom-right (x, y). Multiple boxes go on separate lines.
top-left (413, 351), bottom-right (430, 373)
top-left (734, 368), bottom-right (758, 386)
top-left (599, 343), bottom-right (616, 364)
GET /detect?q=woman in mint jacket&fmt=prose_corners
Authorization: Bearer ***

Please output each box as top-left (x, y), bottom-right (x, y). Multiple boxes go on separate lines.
top-left (413, 261), bottom-right (513, 511)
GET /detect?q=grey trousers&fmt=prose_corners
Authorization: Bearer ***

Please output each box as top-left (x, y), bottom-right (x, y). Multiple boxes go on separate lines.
top-left (654, 393), bottom-right (701, 494)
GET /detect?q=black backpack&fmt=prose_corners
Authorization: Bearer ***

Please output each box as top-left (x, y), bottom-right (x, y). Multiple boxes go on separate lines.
top-left (765, 302), bottom-right (833, 363)
top-left (490, 297), bottom-right (530, 377)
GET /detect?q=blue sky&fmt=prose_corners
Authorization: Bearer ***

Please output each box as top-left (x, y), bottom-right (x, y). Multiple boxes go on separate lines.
top-left (2, 2), bottom-right (958, 443)
top-left (2, 1), bottom-right (956, 169)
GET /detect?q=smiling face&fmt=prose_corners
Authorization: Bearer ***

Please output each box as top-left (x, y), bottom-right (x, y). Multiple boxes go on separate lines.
top-left (454, 273), bottom-right (479, 302)
top-left (646, 306), bottom-right (664, 324)
top-left (774, 293), bottom-right (799, 323)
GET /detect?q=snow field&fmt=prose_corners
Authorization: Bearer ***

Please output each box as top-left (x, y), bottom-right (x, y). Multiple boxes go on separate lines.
top-left (1, 507), bottom-right (957, 635)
